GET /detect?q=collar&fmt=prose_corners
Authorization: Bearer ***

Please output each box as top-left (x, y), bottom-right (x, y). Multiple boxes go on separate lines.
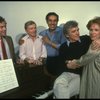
top-left (47, 26), bottom-right (62, 33)
top-left (25, 34), bottom-right (39, 39)
top-left (66, 38), bottom-right (81, 47)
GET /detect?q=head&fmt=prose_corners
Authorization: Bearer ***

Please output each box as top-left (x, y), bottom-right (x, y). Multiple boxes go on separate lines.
top-left (24, 20), bottom-right (37, 37)
top-left (45, 12), bottom-right (59, 31)
top-left (63, 20), bottom-right (80, 42)
top-left (87, 17), bottom-right (100, 41)
top-left (0, 16), bottom-right (7, 36)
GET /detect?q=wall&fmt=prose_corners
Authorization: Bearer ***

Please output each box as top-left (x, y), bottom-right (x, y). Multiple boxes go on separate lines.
top-left (0, 1), bottom-right (100, 53)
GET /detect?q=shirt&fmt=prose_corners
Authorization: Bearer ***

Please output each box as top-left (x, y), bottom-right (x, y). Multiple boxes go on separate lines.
top-left (39, 26), bottom-right (66, 57)
top-left (66, 38), bottom-right (81, 47)
top-left (59, 35), bottom-right (91, 75)
top-left (19, 34), bottom-right (47, 60)
top-left (0, 38), bottom-right (11, 60)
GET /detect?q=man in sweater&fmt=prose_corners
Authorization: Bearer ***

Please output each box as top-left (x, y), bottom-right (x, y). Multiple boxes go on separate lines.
top-left (53, 20), bottom-right (91, 98)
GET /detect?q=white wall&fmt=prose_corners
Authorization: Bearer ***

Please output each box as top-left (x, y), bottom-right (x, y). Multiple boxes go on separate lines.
top-left (0, 1), bottom-right (100, 53)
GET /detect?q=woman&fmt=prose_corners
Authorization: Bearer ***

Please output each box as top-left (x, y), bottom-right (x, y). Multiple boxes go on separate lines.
top-left (67, 17), bottom-right (100, 98)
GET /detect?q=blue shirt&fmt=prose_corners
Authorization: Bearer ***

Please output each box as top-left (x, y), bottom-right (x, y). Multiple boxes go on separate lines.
top-left (39, 26), bottom-right (66, 57)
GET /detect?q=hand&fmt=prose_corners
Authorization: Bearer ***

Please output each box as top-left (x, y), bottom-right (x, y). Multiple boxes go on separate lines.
top-left (67, 60), bottom-right (80, 69)
top-left (34, 60), bottom-right (43, 66)
top-left (16, 58), bottom-right (24, 64)
top-left (91, 39), bottom-right (100, 51)
top-left (42, 36), bottom-right (51, 45)
top-left (19, 39), bottom-right (24, 45)
top-left (24, 58), bottom-right (34, 64)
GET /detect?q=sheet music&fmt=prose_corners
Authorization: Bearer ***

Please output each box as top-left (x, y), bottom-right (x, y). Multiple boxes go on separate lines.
top-left (0, 59), bottom-right (19, 93)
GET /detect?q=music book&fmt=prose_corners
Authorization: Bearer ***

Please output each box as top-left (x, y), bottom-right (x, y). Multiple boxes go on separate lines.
top-left (0, 59), bottom-right (19, 93)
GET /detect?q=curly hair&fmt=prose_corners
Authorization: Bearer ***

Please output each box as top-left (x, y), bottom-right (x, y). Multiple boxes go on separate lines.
top-left (87, 16), bottom-right (100, 30)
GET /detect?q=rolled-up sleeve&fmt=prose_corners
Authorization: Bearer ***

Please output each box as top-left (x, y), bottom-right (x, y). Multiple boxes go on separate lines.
top-left (19, 43), bottom-right (26, 60)
top-left (56, 44), bottom-right (61, 49)
top-left (41, 44), bottom-right (47, 58)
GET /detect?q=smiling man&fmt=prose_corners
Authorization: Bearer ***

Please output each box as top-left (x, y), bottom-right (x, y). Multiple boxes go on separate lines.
top-left (53, 20), bottom-right (92, 99)
top-left (0, 16), bottom-right (15, 62)
top-left (19, 20), bottom-right (47, 66)
top-left (39, 12), bottom-right (66, 76)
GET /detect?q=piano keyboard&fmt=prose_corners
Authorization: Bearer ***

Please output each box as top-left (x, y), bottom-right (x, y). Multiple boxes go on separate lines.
top-left (32, 89), bottom-right (53, 99)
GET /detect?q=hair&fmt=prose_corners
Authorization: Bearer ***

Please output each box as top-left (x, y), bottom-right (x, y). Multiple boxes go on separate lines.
top-left (63, 20), bottom-right (78, 36)
top-left (24, 20), bottom-right (36, 30)
top-left (0, 16), bottom-right (6, 24)
top-left (87, 16), bottom-right (100, 30)
top-left (45, 12), bottom-right (59, 22)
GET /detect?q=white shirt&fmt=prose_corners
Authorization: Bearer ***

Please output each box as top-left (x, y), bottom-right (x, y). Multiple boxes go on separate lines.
top-left (19, 34), bottom-right (47, 60)
top-left (0, 39), bottom-right (3, 59)
top-left (0, 38), bottom-right (11, 60)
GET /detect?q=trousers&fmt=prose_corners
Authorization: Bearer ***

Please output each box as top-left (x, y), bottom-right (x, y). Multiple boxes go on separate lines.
top-left (53, 72), bottom-right (80, 99)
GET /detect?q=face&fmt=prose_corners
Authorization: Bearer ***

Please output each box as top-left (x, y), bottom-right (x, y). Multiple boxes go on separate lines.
top-left (0, 22), bottom-right (6, 36)
top-left (67, 26), bottom-right (80, 42)
top-left (47, 15), bottom-right (58, 31)
top-left (25, 24), bottom-right (37, 37)
top-left (89, 23), bottom-right (100, 41)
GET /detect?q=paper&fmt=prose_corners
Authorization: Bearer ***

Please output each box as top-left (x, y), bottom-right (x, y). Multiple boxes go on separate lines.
top-left (0, 59), bottom-right (19, 93)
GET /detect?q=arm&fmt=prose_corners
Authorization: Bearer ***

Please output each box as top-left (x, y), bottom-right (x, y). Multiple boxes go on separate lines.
top-left (40, 43), bottom-right (47, 58)
top-left (5, 36), bottom-right (16, 63)
top-left (42, 36), bottom-right (59, 49)
top-left (76, 40), bottom-right (100, 66)
top-left (76, 50), bottom-right (99, 66)
top-left (67, 47), bottom-right (100, 69)
top-left (19, 40), bottom-right (27, 61)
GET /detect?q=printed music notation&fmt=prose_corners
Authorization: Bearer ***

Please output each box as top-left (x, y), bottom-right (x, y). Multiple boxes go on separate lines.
top-left (0, 59), bottom-right (19, 93)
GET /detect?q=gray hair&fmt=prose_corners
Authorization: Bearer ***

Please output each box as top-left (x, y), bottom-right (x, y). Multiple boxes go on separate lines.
top-left (63, 20), bottom-right (78, 36)
top-left (24, 20), bottom-right (36, 30)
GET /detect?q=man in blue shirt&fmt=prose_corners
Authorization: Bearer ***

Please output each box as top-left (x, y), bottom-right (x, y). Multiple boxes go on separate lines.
top-left (39, 12), bottom-right (66, 76)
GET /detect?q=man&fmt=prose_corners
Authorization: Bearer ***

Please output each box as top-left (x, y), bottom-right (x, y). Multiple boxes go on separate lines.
top-left (0, 16), bottom-right (15, 62)
top-left (19, 20), bottom-right (47, 66)
top-left (39, 12), bottom-right (66, 76)
top-left (53, 20), bottom-right (91, 98)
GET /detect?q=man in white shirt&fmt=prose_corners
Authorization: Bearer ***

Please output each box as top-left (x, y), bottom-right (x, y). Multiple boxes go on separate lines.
top-left (19, 20), bottom-right (47, 66)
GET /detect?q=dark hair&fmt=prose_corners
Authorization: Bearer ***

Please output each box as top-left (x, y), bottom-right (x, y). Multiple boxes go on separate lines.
top-left (87, 16), bottom-right (100, 30)
top-left (45, 12), bottom-right (59, 22)
top-left (63, 20), bottom-right (78, 36)
top-left (0, 16), bottom-right (6, 24)
top-left (24, 20), bottom-right (36, 30)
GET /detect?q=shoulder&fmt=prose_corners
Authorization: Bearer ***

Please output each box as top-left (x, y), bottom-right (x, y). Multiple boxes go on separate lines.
top-left (80, 35), bottom-right (91, 41)
top-left (60, 42), bottom-right (67, 49)
top-left (37, 35), bottom-right (43, 42)
top-left (80, 35), bottom-right (92, 45)
top-left (56, 26), bottom-right (63, 32)
top-left (4, 36), bottom-right (13, 41)
top-left (39, 29), bottom-right (48, 36)
top-left (4, 35), bottom-right (12, 39)
top-left (19, 34), bottom-right (28, 45)
top-left (22, 34), bottom-right (28, 40)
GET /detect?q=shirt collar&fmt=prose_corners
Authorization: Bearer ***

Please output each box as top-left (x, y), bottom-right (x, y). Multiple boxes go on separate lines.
top-left (26, 34), bottom-right (39, 39)
top-left (47, 26), bottom-right (62, 33)
top-left (66, 38), bottom-right (81, 47)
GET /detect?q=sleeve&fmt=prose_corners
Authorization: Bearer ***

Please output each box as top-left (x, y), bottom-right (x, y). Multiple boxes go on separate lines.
top-left (39, 31), bottom-right (45, 36)
top-left (56, 44), bottom-right (61, 49)
top-left (19, 41), bottom-right (26, 60)
top-left (40, 43), bottom-right (47, 58)
top-left (76, 47), bottom-right (100, 66)
top-left (8, 36), bottom-right (16, 63)
top-left (57, 31), bottom-right (66, 49)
